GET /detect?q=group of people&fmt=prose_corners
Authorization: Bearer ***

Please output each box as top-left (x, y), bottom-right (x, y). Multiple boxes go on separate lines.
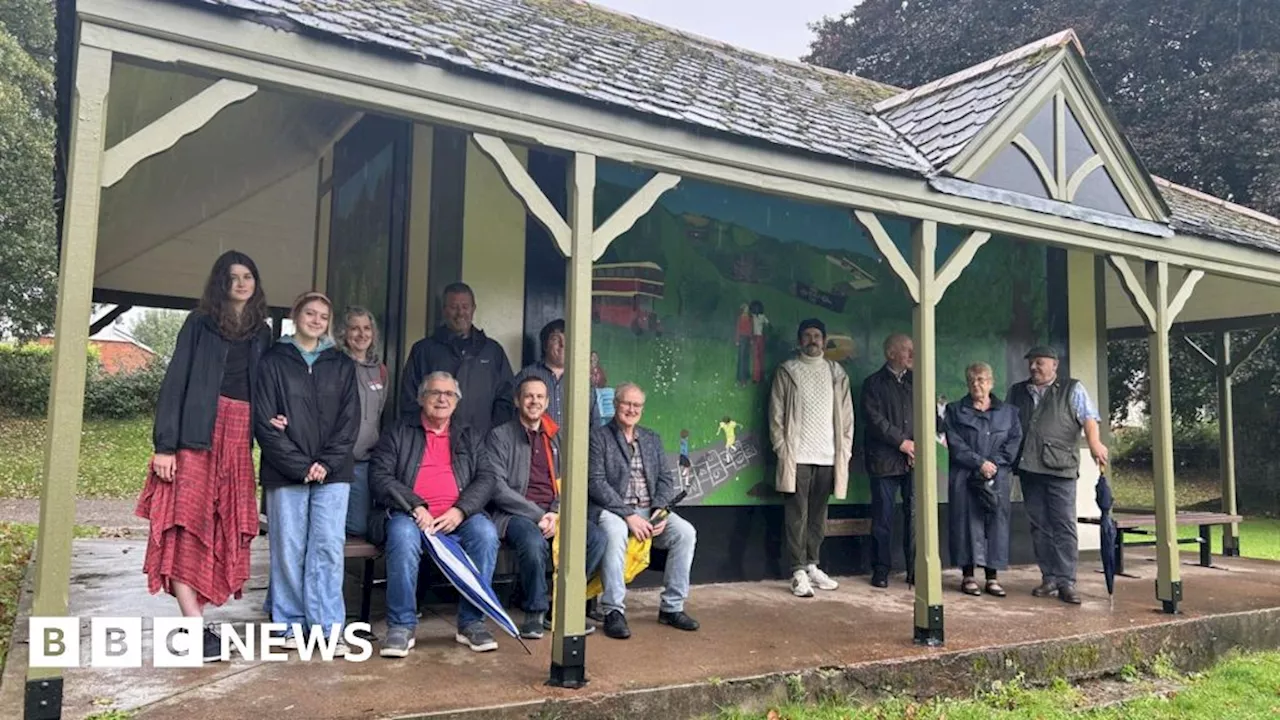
top-left (769, 320), bottom-right (1108, 605)
top-left (135, 251), bottom-right (698, 664)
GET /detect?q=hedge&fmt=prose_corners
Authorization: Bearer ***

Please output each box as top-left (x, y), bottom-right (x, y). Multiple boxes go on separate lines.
top-left (0, 343), bottom-right (165, 420)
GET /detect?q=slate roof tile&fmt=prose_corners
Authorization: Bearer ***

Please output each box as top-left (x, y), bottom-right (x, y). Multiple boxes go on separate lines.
top-left (174, 0), bottom-right (1280, 256)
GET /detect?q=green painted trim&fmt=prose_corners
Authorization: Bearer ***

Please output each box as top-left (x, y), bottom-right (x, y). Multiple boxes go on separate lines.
top-left (28, 44), bottom-right (113, 685)
top-left (1144, 261), bottom-right (1181, 605)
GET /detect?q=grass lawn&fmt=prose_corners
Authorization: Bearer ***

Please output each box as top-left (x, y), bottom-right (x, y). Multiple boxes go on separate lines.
top-left (0, 416), bottom-right (153, 499)
top-left (712, 650), bottom-right (1280, 719)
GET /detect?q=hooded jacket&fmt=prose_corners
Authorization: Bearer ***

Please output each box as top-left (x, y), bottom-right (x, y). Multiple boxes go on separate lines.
top-left (252, 336), bottom-right (360, 489)
top-left (399, 325), bottom-right (515, 437)
top-left (350, 353), bottom-right (388, 461)
top-left (152, 311), bottom-right (272, 454)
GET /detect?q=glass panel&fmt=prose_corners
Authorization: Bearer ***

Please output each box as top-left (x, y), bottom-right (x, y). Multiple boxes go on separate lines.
top-left (328, 142), bottom-right (394, 359)
top-left (1073, 165), bottom-right (1134, 217)
top-left (1022, 100), bottom-right (1056, 172)
top-left (589, 160), bottom-right (1051, 507)
top-left (976, 143), bottom-right (1051, 198)
top-left (1063, 104), bottom-right (1096, 179)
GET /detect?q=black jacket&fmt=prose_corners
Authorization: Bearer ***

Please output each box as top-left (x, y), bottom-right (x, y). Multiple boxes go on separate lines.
top-left (399, 325), bottom-right (515, 437)
top-left (252, 341), bottom-right (359, 489)
top-left (366, 416), bottom-right (492, 546)
top-left (860, 365), bottom-right (915, 478)
top-left (152, 311), bottom-right (271, 454)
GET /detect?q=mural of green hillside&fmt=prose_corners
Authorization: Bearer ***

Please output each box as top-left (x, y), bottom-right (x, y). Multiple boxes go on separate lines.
top-left (588, 162), bottom-right (1049, 507)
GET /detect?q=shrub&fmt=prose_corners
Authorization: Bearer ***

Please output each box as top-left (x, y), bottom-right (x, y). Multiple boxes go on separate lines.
top-left (0, 343), bottom-right (163, 420)
top-left (1113, 421), bottom-right (1220, 470)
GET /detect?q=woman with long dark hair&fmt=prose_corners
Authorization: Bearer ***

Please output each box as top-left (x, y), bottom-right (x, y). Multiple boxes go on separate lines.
top-left (135, 250), bottom-right (271, 662)
top-left (254, 291), bottom-right (359, 653)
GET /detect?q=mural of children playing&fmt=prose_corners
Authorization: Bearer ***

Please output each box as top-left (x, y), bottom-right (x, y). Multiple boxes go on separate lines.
top-left (718, 416), bottom-right (741, 450)
top-left (735, 304), bottom-right (752, 386)
top-left (679, 429), bottom-right (693, 487)
top-left (750, 300), bottom-right (769, 384)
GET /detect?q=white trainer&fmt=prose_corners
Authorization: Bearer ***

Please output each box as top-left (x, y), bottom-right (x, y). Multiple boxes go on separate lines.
top-left (791, 569), bottom-right (814, 597)
top-left (807, 564), bottom-right (839, 591)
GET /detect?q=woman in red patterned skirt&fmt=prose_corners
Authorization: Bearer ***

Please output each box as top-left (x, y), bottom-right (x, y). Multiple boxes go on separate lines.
top-left (135, 250), bottom-right (272, 662)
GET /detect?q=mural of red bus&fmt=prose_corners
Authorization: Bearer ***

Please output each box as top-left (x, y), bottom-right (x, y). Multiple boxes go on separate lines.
top-left (592, 261), bottom-right (664, 335)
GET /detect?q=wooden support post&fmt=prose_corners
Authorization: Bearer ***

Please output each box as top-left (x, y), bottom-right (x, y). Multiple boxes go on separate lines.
top-left (470, 132), bottom-right (680, 686)
top-left (911, 220), bottom-right (943, 646)
top-left (550, 152), bottom-right (595, 688)
top-left (1145, 261), bottom-right (1182, 612)
top-left (26, 45), bottom-right (112, 720)
top-left (1214, 331), bottom-right (1240, 557)
top-left (852, 212), bottom-right (992, 646)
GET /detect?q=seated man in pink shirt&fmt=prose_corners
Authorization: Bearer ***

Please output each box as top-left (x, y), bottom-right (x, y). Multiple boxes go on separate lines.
top-left (368, 371), bottom-right (499, 656)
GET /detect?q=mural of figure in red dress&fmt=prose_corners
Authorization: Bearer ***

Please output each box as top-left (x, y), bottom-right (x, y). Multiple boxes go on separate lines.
top-left (749, 300), bottom-right (768, 384)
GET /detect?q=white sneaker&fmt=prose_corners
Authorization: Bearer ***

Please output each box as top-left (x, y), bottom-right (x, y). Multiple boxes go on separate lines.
top-left (331, 641), bottom-right (349, 658)
top-left (791, 569), bottom-right (814, 597)
top-left (807, 564), bottom-right (839, 591)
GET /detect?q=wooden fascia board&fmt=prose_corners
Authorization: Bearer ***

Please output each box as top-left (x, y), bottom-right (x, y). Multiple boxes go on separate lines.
top-left (73, 4), bottom-right (1280, 288)
top-left (947, 53), bottom-right (1067, 180)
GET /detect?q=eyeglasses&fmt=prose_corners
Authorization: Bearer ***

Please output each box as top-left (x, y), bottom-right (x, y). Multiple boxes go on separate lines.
top-left (618, 401), bottom-right (644, 409)
top-left (424, 390), bottom-right (459, 400)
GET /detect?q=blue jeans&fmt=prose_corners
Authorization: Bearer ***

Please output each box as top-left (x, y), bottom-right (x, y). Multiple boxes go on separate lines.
top-left (598, 509), bottom-right (696, 615)
top-left (345, 462), bottom-right (371, 537)
top-left (267, 482), bottom-right (350, 635)
top-left (505, 515), bottom-right (608, 613)
top-left (385, 512), bottom-right (499, 632)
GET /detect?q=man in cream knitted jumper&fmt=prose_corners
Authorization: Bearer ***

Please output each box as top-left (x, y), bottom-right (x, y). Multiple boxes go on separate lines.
top-left (769, 319), bottom-right (854, 598)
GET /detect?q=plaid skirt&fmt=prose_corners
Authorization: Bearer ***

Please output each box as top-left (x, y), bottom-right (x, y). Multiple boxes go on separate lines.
top-left (135, 396), bottom-right (259, 606)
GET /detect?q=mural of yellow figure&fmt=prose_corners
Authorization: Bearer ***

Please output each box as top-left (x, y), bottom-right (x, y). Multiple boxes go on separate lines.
top-left (718, 416), bottom-right (740, 449)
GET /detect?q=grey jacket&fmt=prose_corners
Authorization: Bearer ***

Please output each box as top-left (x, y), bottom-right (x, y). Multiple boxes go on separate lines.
top-left (587, 420), bottom-right (679, 523)
top-left (481, 418), bottom-right (561, 538)
top-left (351, 356), bottom-right (387, 461)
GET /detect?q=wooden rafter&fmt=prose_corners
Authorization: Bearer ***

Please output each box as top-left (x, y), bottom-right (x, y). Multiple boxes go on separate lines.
top-left (472, 133), bottom-right (571, 255)
top-left (100, 79), bottom-right (257, 188)
top-left (592, 172), bottom-right (681, 260)
top-left (1166, 270), bottom-right (1205, 331)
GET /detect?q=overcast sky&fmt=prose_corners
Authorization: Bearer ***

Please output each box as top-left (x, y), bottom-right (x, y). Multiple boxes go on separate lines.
top-left (589, 0), bottom-right (857, 61)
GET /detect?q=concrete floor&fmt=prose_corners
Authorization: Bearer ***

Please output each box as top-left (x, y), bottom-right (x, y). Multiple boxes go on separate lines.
top-left (4, 538), bottom-right (1280, 720)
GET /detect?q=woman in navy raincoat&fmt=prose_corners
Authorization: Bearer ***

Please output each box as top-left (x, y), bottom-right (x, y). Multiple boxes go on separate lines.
top-left (943, 362), bottom-right (1022, 597)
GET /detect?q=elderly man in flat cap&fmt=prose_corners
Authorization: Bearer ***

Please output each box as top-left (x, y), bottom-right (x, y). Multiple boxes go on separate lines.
top-left (1007, 346), bottom-right (1109, 605)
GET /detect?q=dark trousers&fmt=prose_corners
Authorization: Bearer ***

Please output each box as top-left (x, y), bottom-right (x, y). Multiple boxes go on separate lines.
top-left (870, 474), bottom-right (914, 575)
top-left (505, 515), bottom-right (607, 614)
top-left (784, 464), bottom-right (834, 572)
top-left (1020, 471), bottom-right (1078, 588)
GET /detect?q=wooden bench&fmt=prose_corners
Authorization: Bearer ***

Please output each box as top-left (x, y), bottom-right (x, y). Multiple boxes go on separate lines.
top-left (825, 518), bottom-right (872, 537)
top-left (1079, 511), bottom-right (1243, 576)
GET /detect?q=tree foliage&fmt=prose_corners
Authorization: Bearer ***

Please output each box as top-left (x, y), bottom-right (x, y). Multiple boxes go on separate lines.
top-left (805, 0), bottom-right (1280, 217)
top-left (128, 308), bottom-right (188, 362)
top-left (0, 0), bottom-right (57, 342)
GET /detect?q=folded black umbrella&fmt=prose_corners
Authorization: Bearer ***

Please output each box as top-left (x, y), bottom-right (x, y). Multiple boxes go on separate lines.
top-left (968, 475), bottom-right (1000, 515)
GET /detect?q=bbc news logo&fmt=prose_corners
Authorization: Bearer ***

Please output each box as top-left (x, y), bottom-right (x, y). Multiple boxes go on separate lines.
top-left (29, 617), bottom-right (375, 667)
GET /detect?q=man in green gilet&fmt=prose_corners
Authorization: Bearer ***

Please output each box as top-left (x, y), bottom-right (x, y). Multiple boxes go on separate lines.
top-left (1008, 346), bottom-right (1108, 605)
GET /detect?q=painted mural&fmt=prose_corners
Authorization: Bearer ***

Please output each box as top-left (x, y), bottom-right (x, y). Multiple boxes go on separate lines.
top-left (589, 162), bottom-right (1050, 506)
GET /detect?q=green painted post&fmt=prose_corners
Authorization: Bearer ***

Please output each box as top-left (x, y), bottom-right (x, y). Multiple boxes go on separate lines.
top-left (549, 152), bottom-right (594, 688)
top-left (912, 220), bottom-right (944, 645)
top-left (1215, 331), bottom-right (1240, 557)
top-left (26, 45), bottom-right (113, 720)
top-left (1146, 261), bottom-right (1181, 612)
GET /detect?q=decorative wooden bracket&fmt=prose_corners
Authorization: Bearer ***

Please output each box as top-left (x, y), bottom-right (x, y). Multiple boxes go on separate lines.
top-left (854, 210), bottom-right (989, 307)
top-left (1109, 257), bottom-right (1203, 333)
top-left (101, 79), bottom-right (257, 188)
top-left (1184, 327), bottom-right (1278, 378)
top-left (472, 133), bottom-right (680, 259)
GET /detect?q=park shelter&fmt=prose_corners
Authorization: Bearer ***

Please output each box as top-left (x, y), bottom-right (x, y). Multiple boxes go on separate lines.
top-left (30, 0), bottom-right (1280, 714)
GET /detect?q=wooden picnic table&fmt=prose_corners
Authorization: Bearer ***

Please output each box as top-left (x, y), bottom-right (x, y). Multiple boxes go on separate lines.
top-left (1079, 510), bottom-right (1243, 576)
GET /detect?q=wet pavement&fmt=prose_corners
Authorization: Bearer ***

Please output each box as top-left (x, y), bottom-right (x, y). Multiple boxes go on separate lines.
top-left (4, 538), bottom-right (1280, 720)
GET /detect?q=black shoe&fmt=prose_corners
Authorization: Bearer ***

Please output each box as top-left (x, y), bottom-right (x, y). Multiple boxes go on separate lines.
top-left (871, 569), bottom-right (889, 589)
top-left (905, 572), bottom-right (915, 587)
top-left (1032, 581), bottom-right (1058, 598)
top-left (658, 610), bottom-right (699, 631)
top-left (541, 617), bottom-right (597, 635)
top-left (1059, 584), bottom-right (1082, 604)
top-left (202, 626), bottom-right (224, 663)
top-left (586, 599), bottom-right (605, 623)
top-left (603, 610), bottom-right (630, 639)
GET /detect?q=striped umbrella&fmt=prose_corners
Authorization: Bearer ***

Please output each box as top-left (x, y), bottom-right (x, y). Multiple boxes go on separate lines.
top-left (386, 485), bottom-right (530, 654)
